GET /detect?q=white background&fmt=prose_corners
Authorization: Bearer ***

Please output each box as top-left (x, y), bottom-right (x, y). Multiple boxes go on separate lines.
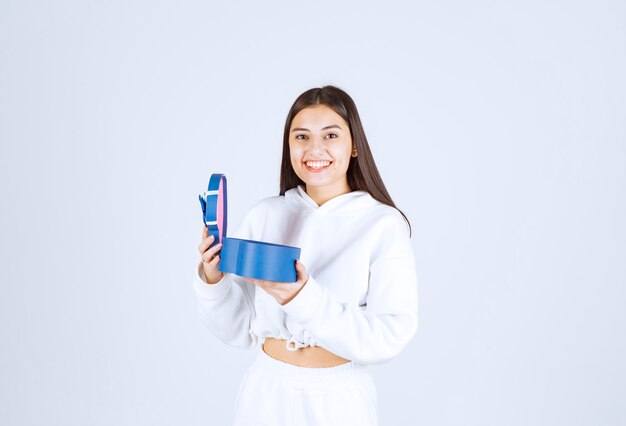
top-left (1, 1), bottom-right (625, 425)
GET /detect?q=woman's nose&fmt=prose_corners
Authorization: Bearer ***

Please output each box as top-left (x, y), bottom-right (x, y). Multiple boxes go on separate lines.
top-left (308, 135), bottom-right (325, 153)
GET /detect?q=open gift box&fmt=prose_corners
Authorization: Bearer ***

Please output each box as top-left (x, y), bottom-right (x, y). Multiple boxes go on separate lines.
top-left (199, 174), bottom-right (301, 282)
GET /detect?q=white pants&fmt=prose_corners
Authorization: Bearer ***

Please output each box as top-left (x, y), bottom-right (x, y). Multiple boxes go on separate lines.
top-left (233, 348), bottom-right (378, 426)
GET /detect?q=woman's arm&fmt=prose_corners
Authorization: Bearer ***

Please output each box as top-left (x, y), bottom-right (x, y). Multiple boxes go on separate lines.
top-left (279, 254), bottom-right (418, 365)
top-left (265, 211), bottom-right (419, 365)
top-left (193, 203), bottom-right (264, 349)
top-left (193, 263), bottom-right (258, 349)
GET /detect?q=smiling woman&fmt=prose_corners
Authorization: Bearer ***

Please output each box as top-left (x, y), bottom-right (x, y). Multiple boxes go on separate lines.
top-left (194, 85), bottom-right (418, 426)
top-left (288, 105), bottom-right (357, 205)
top-left (279, 86), bottom-right (412, 230)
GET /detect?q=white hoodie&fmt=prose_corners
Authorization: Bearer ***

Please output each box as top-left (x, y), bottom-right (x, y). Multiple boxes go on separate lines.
top-left (193, 186), bottom-right (418, 365)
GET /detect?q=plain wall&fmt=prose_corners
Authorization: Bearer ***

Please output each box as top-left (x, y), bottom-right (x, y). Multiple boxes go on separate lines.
top-left (1, 0), bottom-right (625, 425)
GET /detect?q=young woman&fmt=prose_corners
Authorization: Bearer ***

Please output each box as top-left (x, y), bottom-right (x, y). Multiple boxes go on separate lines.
top-left (194, 85), bottom-right (418, 425)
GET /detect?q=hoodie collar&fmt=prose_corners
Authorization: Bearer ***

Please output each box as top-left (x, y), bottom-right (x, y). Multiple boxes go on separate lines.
top-left (285, 185), bottom-right (379, 214)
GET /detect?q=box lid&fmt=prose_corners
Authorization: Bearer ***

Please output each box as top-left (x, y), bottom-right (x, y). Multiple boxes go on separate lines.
top-left (199, 173), bottom-right (227, 248)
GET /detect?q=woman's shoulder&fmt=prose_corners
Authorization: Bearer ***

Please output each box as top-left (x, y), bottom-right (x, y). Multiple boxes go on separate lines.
top-left (242, 194), bottom-right (290, 219)
top-left (231, 194), bottom-right (289, 239)
top-left (361, 197), bottom-right (409, 229)
top-left (368, 204), bottom-right (414, 261)
top-left (249, 193), bottom-right (288, 210)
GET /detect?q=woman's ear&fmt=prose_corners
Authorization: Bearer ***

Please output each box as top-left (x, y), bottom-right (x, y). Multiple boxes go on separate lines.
top-left (351, 147), bottom-right (358, 157)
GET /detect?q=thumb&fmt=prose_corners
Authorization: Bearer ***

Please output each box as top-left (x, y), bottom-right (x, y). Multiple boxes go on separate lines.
top-left (295, 259), bottom-right (308, 283)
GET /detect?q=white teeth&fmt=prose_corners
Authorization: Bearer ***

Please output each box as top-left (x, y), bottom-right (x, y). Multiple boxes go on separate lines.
top-left (306, 160), bottom-right (330, 169)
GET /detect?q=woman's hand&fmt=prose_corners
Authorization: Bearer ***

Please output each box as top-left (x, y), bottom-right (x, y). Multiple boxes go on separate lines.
top-left (198, 226), bottom-right (225, 284)
top-left (247, 260), bottom-right (309, 305)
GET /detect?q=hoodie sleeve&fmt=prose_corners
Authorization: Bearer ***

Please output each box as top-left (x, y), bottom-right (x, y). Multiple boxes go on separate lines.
top-left (193, 263), bottom-right (258, 349)
top-left (280, 213), bottom-right (418, 365)
top-left (192, 203), bottom-right (265, 349)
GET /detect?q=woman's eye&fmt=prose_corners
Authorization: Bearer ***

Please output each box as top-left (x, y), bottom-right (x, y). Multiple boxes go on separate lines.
top-left (295, 134), bottom-right (308, 140)
top-left (325, 133), bottom-right (338, 139)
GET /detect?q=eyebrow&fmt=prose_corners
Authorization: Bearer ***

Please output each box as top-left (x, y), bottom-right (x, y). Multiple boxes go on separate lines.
top-left (291, 125), bottom-right (343, 132)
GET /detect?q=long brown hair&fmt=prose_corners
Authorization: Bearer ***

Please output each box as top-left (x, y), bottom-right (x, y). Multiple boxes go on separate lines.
top-left (279, 85), bottom-right (411, 235)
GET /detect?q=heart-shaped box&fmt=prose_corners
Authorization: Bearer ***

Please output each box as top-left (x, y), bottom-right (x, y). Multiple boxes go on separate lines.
top-left (199, 174), bottom-right (301, 282)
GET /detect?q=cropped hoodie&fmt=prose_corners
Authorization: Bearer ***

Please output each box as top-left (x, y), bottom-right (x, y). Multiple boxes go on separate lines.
top-left (193, 186), bottom-right (418, 365)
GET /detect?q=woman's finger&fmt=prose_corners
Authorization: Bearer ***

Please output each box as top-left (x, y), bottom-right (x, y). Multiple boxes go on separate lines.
top-left (200, 242), bottom-right (222, 260)
top-left (198, 235), bottom-right (215, 254)
top-left (295, 259), bottom-right (308, 283)
top-left (209, 254), bottom-right (220, 267)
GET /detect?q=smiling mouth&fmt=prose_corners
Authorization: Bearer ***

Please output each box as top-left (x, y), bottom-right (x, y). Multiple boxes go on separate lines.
top-left (304, 160), bottom-right (332, 171)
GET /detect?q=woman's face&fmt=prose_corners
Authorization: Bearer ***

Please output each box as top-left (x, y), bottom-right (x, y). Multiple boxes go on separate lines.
top-left (289, 105), bottom-right (356, 202)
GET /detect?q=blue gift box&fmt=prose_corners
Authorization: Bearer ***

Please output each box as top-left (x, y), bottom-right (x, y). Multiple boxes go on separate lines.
top-left (199, 174), bottom-right (301, 282)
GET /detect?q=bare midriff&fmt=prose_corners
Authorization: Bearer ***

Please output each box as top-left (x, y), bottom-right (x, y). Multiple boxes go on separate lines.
top-left (262, 338), bottom-right (351, 368)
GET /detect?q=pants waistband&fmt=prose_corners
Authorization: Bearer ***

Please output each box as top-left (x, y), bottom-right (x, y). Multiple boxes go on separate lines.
top-left (252, 347), bottom-right (367, 383)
